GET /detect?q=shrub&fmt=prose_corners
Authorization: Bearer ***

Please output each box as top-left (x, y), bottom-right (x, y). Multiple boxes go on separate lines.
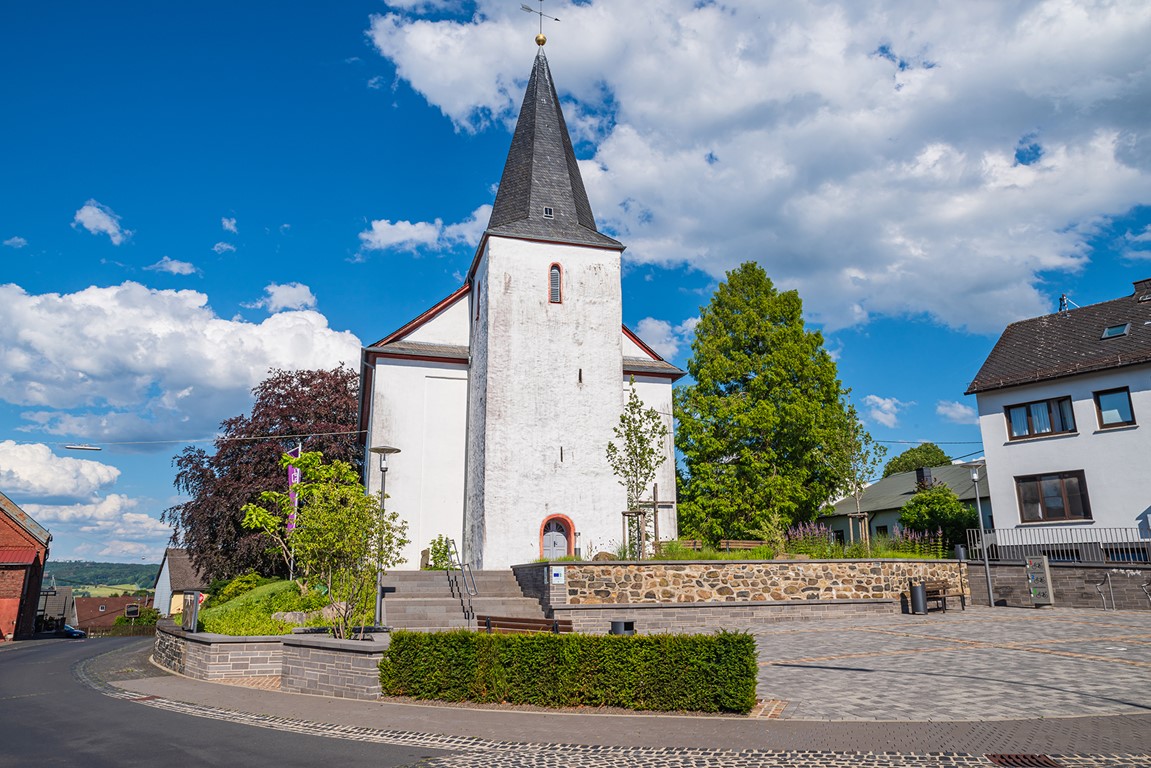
top-left (425, 535), bottom-right (453, 570)
top-left (114, 607), bottom-right (161, 626)
top-left (379, 630), bottom-right (758, 714)
top-left (210, 572), bottom-right (276, 607)
top-left (198, 580), bottom-right (326, 636)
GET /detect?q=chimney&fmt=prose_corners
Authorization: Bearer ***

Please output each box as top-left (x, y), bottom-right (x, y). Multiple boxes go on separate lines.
top-left (1134, 278), bottom-right (1151, 298)
top-left (915, 467), bottom-right (933, 488)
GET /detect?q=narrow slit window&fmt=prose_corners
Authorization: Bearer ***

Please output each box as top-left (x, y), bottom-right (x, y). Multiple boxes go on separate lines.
top-left (549, 264), bottom-right (562, 303)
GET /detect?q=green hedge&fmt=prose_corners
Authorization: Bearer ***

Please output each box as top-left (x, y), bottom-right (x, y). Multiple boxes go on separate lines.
top-left (378, 630), bottom-right (758, 713)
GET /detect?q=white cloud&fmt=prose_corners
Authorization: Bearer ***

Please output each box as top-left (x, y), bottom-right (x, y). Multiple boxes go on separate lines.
top-left (634, 316), bottom-right (698, 360)
top-left (368, 75), bottom-right (386, 90)
top-left (0, 441), bottom-right (120, 499)
top-left (222, 217), bottom-right (238, 233)
top-left (0, 281), bottom-right (360, 441)
top-left (25, 494), bottom-right (173, 561)
top-left (3, 236), bottom-right (27, 249)
top-left (863, 394), bottom-right (912, 428)
top-left (144, 256), bottom-right (198, 276)
top-left (212, 242), bottom-right (237, 254)
top-left (359, 204), bottom-right (491, 252)
top-left (936, 400), bottom-right (979, 425)
top-left (246, 282), bottom-right (318, 313)
top-left (73, 200), bottom-right (131, 245)
top-left (368, 1), bottom-right (1151, 333)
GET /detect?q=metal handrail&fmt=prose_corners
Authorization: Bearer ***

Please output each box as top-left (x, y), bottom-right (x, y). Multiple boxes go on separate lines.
top-left (967, 526), bottom-right (1151, 563)
top-left (448, 538), bottom-right (478, 596)
top-left (1095, 573), bottom-right (1114, 611)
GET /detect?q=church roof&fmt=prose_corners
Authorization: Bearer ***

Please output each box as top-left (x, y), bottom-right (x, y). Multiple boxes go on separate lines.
top-left (485, 49), bottom-right (623, 251)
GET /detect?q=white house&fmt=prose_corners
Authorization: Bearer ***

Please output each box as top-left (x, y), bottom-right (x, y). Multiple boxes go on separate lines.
top-left (359, 44), bottom-right (683, 569)
top-left (966, 277), bottom-right (1151, 561)
top-left (152, 548), bottom-right (207, 617)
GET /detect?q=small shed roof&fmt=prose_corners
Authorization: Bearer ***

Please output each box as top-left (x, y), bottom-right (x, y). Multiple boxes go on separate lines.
top-left (0, 547), bottom-right (38, 565)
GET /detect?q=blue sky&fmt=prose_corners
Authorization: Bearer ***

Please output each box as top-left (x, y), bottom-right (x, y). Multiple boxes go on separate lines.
top-left (2, 1), bottom-right (1149, 562)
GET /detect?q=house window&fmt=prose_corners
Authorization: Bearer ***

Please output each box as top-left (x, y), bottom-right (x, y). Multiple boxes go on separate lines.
top-left (874, 525), bottom-right (889, 537)
top-left (1005, 397), bottom-right (1076, 439)
top-left (542, 206), bottom-right (554, 219)
top-left (832, 529), bottom-right (845, 544)
top-left (99, 605), bottom-right (106, 612)
top-left (548, 263), bottom-right (562, 304)
top-left (1015, 470), bottom-right (1092, 523)
top-left (1094, 387), bottom-right (1135, 428)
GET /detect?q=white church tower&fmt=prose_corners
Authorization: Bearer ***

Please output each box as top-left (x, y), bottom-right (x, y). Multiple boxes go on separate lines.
top-left (361, 42), bottom-right (682, 569)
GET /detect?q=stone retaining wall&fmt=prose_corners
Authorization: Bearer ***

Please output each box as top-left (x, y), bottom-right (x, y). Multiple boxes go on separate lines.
top-left (281, 634), bottom-right (390, 700)
top-left (510, 559), bottom-right (966, 631)
top-left (154, 622), bottom-right (283, 680)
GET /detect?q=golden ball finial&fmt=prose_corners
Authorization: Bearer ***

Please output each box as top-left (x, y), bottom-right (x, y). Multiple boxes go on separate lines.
top-left (536, 33), bottom-right (547, 46)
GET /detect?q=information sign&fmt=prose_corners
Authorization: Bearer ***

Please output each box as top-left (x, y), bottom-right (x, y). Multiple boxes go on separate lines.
top-left (1025, 556), bottom-right (1054, 606)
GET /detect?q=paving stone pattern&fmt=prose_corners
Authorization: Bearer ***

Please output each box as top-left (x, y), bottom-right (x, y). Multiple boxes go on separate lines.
top-left (756, 608), bottom-right (1151, 721)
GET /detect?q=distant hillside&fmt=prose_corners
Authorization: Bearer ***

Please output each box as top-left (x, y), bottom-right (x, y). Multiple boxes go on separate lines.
top-left (44, 560), bottom-right (161, 590)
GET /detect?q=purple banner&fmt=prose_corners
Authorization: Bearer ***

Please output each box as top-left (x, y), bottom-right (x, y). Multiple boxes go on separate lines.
top-left (287, 446), bottom-right (301, 531)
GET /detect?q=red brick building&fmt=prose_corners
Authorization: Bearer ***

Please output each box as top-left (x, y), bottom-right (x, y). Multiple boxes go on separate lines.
top-left (75, 595), bottom-right (154, 630)
top-left (0, 490), bottom-right (51, 641)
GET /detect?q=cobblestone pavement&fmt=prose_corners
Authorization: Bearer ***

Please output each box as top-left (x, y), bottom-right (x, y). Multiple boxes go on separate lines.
top-left (754, 607), bottom-right (1151, 721)
top-left (67, 609), bottom-right (1151, 767)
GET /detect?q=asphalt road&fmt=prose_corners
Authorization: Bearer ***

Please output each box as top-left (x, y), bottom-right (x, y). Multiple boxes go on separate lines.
top-left (0, 637), bottom-right (450, 768)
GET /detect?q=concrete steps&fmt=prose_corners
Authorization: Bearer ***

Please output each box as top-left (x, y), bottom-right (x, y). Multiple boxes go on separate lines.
top-left (379, 569), bottom-right (548, 632)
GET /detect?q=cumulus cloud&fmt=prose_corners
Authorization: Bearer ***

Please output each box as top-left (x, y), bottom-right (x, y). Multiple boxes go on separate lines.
top-left (368, 1), bottom-right (1151, 332)
top-left (633, 316), bottom-right (698, 360)
top-left (222, 217), bottom-right (238, 233)
top-left (863, 394), bottom-right (912, 428)
top-left (936, 400), bottom-right (979, 425)
top-left (3, 236), bottom-right (27, 249)
top-left (0, 281), bottom-right (361, 441)
top-left (245, 282), bottom-right (318, 313)
top-left (359, 204), bottom-right (491, 253)
top-left (144, 256), bottom-right (198, 276)
top-left (73, 200), bottom-right (131, 245)
top-left (212, 242), bottom-right (237, 254)
top-left (0, 441), bottom-right (120, 499)
top-left (25, 494), bottom-right (173, 561)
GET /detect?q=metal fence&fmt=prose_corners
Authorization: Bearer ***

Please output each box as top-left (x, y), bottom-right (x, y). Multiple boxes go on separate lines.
top-left (966, 526), bottom-right (1151, 564)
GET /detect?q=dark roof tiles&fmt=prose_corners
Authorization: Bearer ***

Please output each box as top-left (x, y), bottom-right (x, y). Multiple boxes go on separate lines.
top-left (966, 279), bottom-right (1151, 394)
top-left (486, 49), bottom-right (622, 250)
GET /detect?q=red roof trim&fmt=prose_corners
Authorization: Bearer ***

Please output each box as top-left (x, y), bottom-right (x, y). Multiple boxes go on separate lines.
top-left (375, 284), bottom-right (471, 347)
top-left (621, 324), bottom-right (667, 362)
top-left (0, 547), bottom-right (38, 565)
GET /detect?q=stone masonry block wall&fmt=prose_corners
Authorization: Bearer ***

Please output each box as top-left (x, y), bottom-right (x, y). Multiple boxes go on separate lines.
top-left (154, 624), bottom-right (282, 680)
top-left (515, 560), bottom-right (967, 607)
top-left (281, 635), bottom-right (390, 700)
top-left (968, 562), bottom-right (1151, 610)
top-left (154, 622), bottom-right (186, 674)
top-left (554, 599), bottom-right (896, 634)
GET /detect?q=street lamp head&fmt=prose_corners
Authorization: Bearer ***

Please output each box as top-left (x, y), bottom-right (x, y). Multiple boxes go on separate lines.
top-left (369, 445), bottom-right (400, 473)
top-left (970, 466), bottom-right (979, 483)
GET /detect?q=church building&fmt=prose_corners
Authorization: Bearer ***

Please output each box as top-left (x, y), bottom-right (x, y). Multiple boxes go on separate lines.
top-left (359, 42), bottom-right (683, 569)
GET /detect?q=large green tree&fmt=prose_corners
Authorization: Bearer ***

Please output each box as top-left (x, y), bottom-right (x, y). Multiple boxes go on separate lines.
top-left (162, 366), bottom-right (362, 581)
top-left (898, 481), bottom-right (976, 550)
top-left (882, 442), bottom-right (951, 478)
top-left (675, 262), bottom-right (852, 546)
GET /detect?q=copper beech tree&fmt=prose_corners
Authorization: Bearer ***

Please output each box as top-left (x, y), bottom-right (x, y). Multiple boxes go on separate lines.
top-left (162, 366), bottom-right (361, 581)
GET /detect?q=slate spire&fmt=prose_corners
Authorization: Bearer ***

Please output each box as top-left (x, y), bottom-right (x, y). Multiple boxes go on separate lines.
top-left (486, 49), bottom-right (622, 249)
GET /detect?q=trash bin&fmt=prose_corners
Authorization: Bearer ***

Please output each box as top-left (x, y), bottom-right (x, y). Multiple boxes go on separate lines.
top-left (909, 580), bottom-right (928, 615)
top-left (954, 544), bottom-right (967, 561)
top-left (609, 620), bottom-right (635, 635)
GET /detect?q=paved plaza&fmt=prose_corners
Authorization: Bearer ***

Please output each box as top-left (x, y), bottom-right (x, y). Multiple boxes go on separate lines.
top-left (76, 607), bottom-right (1151, 765)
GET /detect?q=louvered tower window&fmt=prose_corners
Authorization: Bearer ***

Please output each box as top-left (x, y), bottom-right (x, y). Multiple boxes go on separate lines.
top-left (549, 263), bottom-right (562, 303)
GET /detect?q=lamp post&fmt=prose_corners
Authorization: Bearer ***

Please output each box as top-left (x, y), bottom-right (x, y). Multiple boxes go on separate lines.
top-left (971, 464), bottom-right (995, 607)
top-left (369, 445), bottom-right (400, 627)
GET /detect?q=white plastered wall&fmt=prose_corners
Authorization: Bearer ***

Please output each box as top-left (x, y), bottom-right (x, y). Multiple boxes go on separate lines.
top-left (625, 373), bottom-right (679, 549)
top-left (466, 236), bottom-right (625, 568)
top-left (975, 364), bottom-right (1151, 534)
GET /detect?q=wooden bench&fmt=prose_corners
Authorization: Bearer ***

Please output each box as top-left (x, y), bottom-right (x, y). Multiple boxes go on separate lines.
top-left (904, 580), bottom-right (966, 612)
top-left (679, 539), bottom-right (769, 551)
top-left (476, 615), bottom-right (573, 634)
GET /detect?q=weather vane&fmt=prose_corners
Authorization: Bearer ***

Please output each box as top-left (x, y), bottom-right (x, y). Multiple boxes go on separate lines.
top-left (520, 1), bottom-right (559, 46)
